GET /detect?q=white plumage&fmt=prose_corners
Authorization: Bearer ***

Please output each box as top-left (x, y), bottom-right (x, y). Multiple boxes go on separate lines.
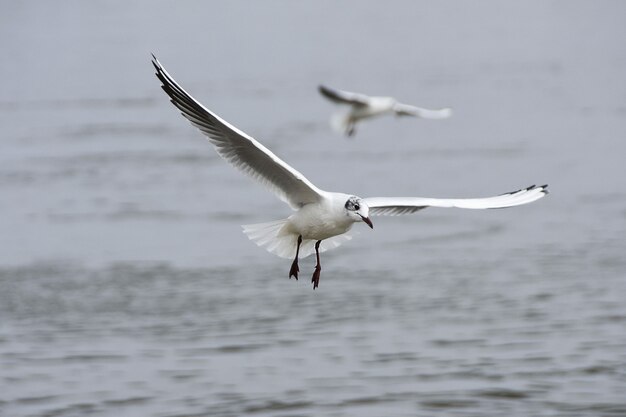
top-left (319, 84), bottom-right (452, 136)
top-left (152, 56), bottom-right (548, 289)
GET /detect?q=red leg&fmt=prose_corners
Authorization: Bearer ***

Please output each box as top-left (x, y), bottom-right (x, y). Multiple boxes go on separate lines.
top-left (289, 235), bottom-right (302, 280)
top-left (311, 240), bottom-right (322, 289)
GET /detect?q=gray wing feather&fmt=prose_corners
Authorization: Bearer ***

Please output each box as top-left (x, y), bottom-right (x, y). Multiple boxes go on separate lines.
top-left (153, 56), bottom-right (325, 210)
top-left (392, 103), bottom-right (453, 119)
top-left (318, 85), bottom-right (370, 106)
top-left (366, 185), bottom-right (548, 216)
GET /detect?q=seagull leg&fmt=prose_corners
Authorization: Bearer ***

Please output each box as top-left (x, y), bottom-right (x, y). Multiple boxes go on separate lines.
top-left (311, 240), bottom-right (322, 289)
top-left (289, 235), bottom-right (302, 280)
top-left (347, 123), bottom-right (356, 137)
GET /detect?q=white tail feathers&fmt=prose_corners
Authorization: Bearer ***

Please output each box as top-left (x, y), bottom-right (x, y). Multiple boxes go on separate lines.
top-left (330, 112), bottom-right (351, 135)
top-left (242, 219), bottom-right (295, 259)
top-left (242, 219), bottom-right (353, 259)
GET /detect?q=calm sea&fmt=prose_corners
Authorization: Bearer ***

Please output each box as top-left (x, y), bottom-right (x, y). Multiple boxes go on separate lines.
top-left (1, 1), bottom-right (625, 416)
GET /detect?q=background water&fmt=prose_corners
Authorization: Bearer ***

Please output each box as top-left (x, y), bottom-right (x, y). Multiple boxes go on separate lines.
top-left (1, 1), bottom-right (626, 416)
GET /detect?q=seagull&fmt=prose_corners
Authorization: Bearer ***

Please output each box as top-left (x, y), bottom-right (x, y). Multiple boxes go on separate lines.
top-left (318, 84), bottom-right (452, 137)
top-left (152, 56), bottom-right (548, 290)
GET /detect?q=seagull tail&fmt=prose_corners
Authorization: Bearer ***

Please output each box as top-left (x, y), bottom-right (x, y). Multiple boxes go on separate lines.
top-left (242, 219), bottom-right (298, 259)
top-left (242, 219), bottom-right (354, 259)
top-left (330, 112), bottom-right (352, 136)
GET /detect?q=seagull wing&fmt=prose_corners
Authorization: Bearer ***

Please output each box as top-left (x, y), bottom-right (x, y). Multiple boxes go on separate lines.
top-left (318, 85), bottom-right (370, 106)
top-left (153, 56), bottom-right (326, 210)
top-left (365, 185), bottom-right (548, 216)
top-left (392, 102), bottom-right (453, 119)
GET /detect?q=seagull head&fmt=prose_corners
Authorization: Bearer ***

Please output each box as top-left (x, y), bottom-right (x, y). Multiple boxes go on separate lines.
top-left (344, 196), bottom-right (373, 229)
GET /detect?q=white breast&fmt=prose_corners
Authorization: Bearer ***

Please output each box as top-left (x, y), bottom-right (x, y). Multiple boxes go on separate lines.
top-left (288, 195), bottom-right (354, 241)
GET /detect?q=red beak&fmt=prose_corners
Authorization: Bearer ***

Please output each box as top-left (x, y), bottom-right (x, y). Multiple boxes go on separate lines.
top-left (360, 215), bottom-right (374, 229)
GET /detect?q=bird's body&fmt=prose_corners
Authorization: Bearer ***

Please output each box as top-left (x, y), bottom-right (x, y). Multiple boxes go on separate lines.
top-left (242, 192), bottom-right (363, 262)
top-left (289, 192), bottom-right (356, 241)
top-left (319, 85), bottom-right (452, 136)
top-left (152, 56), bottom-right (548, 289)
top-left (351, 97), bottom-right (396, 118)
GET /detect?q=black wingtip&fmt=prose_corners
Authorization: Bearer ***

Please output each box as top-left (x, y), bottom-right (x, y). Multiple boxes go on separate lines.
top-left (319, 84), bottom-right (336, 94)
top-left (151, 54), bottom-right (161, 73)
top-left (499, 183), bottom-right (549, 196)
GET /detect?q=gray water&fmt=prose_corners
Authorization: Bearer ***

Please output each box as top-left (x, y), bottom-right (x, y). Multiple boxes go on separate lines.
top-left (2, 1), bottom-right (626, 416)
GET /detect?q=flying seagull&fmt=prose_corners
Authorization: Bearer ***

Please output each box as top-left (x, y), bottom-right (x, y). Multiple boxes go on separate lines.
top-left (152, 56), bottom-right (548, 290)
top-left (319, 84), bottom-right (452, 137)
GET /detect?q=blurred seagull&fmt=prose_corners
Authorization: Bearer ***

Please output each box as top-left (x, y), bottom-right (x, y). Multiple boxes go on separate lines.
top-left (319, 84), bottom-right (452, 137)
top-left (152, 56), bottom-right (547, 289)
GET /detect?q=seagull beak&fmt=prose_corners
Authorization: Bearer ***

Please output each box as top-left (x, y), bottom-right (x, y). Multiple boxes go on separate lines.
top-left (360, 215), bottom-right (374, 229)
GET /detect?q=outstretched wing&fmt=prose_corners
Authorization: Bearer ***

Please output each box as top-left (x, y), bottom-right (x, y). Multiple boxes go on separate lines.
top-left (318, 85), bottom-right (370, 106)
top-left (392, 102), bottom-right (453, 119)
top-left (365, 184), bottom-right (548, 216)
top-left (153, 55), bottom-right (326, 210)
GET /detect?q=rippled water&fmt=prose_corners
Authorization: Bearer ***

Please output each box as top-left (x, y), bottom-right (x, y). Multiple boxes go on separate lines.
top-left (2, 1), bottom-right (626, 416)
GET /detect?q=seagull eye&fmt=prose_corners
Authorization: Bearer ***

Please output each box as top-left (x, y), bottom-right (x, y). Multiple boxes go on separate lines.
top-left (354, 204), bottom-right (360, 210)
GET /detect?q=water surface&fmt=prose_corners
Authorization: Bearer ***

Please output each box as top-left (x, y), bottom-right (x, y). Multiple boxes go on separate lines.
top-left (1, 1), bottom-right (625, 416)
